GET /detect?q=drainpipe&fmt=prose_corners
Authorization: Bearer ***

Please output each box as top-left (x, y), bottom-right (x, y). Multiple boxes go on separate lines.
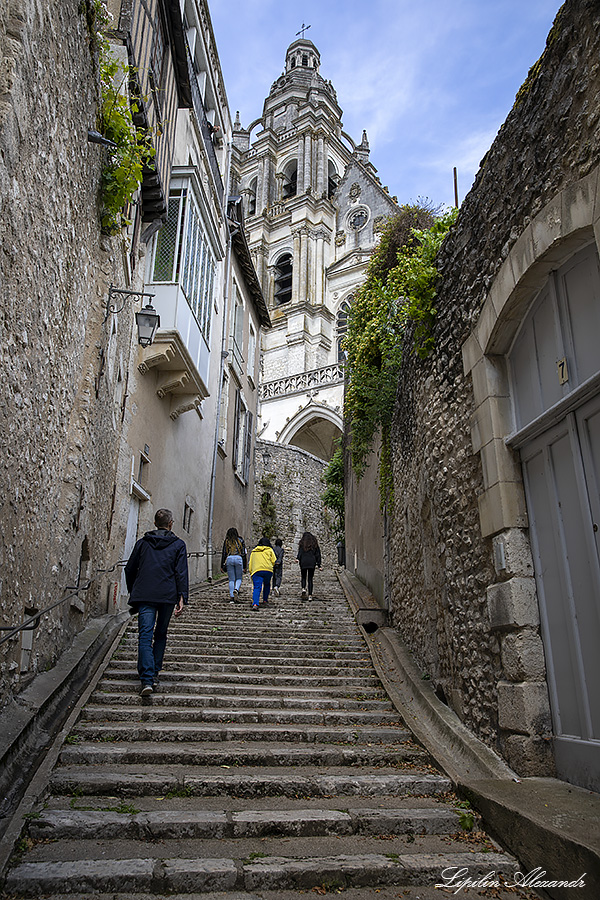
top-left (206, 139), bottom-right (234, 581)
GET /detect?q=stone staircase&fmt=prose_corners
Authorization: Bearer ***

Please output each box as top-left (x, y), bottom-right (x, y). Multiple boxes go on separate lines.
top-left (3, 572), bottom-right (532, 899)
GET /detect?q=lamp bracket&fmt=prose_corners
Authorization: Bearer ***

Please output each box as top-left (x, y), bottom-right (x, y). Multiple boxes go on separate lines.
top-left (105, 284), bottom-right (156, 321)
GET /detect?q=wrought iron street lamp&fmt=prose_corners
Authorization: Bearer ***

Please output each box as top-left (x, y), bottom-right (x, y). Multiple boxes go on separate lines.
top-left (105, 285), bottom-right (160, 346)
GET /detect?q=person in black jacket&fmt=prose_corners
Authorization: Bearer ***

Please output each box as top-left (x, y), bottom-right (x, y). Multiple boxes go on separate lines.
top-left (296, 531), bottom-right (321, 601)
top-left (125, 508), bottom-right (188, 695)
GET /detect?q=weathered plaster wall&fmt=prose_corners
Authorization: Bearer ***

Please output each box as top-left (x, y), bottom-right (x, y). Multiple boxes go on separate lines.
top-left (385, 0), bottom-right (600, 776)
top-left (0, 0), bottom-right (132, 705)
top-left (253, 440), bottom-right (337, 580)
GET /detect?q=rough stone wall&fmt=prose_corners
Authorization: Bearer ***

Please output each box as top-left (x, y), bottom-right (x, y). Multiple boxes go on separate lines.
top-left (388, 0), bottom-right (600, 772)
top-left (0, 0), bottom-right (132, 706)
top-left (253, 440), bottom-right (337, 577)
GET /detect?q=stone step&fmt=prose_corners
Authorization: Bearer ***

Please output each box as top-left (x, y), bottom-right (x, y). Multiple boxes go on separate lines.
top-left (58, 741), bottom-right (428, 768)
top-left (27, 806), bottom-right (463, 840)
top-left (5, 850), bottom-right (515, 895)
top-left (116, 640), bottom-right (369, 660)
top-left (102, 666), bottom-right (380, 688)
top-left (89, 690), bottom-right (394, 710)
top-left (97, 676), bottom-right (386, 700)
top-left (106, 662), bottom-right (377, 678)
top-left (49, 768), bottom-right (450, 798)
top-left (68, 722), bottom-right (409, 745)
top-left (79, 705), bottom-right (402, 726)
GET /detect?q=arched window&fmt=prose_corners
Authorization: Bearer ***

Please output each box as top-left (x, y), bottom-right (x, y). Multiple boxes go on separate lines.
top-left (290, 58), bottom-right (296, 69)
top-left (282, 162), bottom-right (297, 199)
top-left (337, 297), bottom-right (352, 361)
top-left (302, 54), bottom-right (308, 67)
top-left (328, 161), bottom-right (339, 200)
top-left (247, 177), bottom-right (257, 216)
top-left (274, 253), bottom-right (293, 305)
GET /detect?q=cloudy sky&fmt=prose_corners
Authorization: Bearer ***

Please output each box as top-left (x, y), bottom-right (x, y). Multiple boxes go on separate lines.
top-left (208, 0), bottom-right (562, 209)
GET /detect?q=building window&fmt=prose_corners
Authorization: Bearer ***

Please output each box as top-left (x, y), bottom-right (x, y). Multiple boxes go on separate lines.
top-left (282, 163), bottom-right (297, 199)
top-left (328, 161), bottom-right (339, 200)
top-left (248, 177), bottom-right (257, 216)
top-left (337, 297), bottom-right (352, 361)
top-left (302, 55), bottom-right (308, 66)
top-left (229, 287), bottom-right (244, 377)
top-left (247, 323), bottom-right (256, 386)
top-left (218, 369), bottom-right (229, 451)
top-left (183, 501), bottom-right (194, 533)
top-left (151, 184), bottom-right (216, 343)
top-left (232, 389), bottom-right (253, 484)
top-left (274, 253), bottom-right (293, 305)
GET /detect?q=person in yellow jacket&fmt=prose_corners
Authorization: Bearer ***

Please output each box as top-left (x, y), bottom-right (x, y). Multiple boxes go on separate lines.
top-left (248, 536), bottom-right (277, 609)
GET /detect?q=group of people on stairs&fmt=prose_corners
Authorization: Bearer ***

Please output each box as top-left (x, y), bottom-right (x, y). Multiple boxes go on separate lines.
top-left (124, 507), bottom-right (322, 695)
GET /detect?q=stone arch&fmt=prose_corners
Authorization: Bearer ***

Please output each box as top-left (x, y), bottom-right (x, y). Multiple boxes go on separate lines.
top-left (278, 403), bottom-right (343, 461)
top-left (280, 157), bottom-right (298, 199)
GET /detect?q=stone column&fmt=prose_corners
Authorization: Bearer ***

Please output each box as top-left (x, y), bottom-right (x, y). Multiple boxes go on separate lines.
top-left (297, 135), bottom-right (305, 194)
top-left (299, 227), bottom-right (309, 302)
top-left (261, 153), bottom-right (272, 212)
top-left (315, 228), bottom-right (326, 305)
top-left (316, 133), bottom-right (325, 196)
top-left (303, 133), bottom-right (312, 193)
top-left (275, 172), bottom-right (285, 202)
top-left (292, 228), bottom-right (301, 301)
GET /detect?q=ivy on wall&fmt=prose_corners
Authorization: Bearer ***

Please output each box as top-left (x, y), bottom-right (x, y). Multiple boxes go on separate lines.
top-left (83, 0), bottom-right (155, 235)
top-left (321, 439), bottom-right (345, 544)
top-left (343, 204), bottom-right (458, 508)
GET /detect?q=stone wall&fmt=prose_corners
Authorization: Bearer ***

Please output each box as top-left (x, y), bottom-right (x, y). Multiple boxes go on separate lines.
top-left (371, 0), bottom-right (599, 775)
top-left (0, 0), bottom-right (133, 706)
top-left (253, 440), bottom-right (337, 580)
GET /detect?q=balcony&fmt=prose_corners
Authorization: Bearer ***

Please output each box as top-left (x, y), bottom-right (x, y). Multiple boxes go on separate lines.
top-left (260, 363), bottom-right (344, 400)
top-left (138, 284), bottom-right (210, 420)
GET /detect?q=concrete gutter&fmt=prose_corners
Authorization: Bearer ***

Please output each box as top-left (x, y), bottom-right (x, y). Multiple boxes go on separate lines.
top-left (338, 568), bottom-right (600, 900)
top-left (0, 611), bottom-right (128, 839)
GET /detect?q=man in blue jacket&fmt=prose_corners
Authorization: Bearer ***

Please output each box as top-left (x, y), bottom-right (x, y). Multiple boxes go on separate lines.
top-left (125, 508), bottom-right (189, 696)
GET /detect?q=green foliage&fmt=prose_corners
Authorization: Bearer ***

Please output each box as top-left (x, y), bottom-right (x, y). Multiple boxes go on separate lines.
top-left (256, 474), bottom-right (277, 540)
top-left (321, 439), bottom-right (345, 543)
top-left (455, 799), bottom-right (476, 832)
top-left (85, 0), bottom-right (154, 234)
top-left (343, 204), bottom-right (458, 507)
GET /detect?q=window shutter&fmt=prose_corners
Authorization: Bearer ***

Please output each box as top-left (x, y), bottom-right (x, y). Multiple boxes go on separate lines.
top-left (232, 389), bottom-right (241, 468)
top-left (243, 411), bottom-right (253, 483)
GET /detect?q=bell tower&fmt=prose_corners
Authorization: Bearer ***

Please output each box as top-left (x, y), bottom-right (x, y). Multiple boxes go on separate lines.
top-left (231, 38), bottom-right (398, 460)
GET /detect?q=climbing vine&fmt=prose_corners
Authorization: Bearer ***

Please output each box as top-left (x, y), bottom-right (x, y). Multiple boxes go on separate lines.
top-left (84, 0), bottom-right (155, 235)
top-left (321, 439), bottom-right (345, 544)
top-left (343, 204), bottom-right (458, 508)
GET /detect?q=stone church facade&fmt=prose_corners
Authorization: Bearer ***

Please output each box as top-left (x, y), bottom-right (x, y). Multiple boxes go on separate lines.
top-left (345, 0), bottom-right (600, 792)
top-left (231, 38), bottom-right (398, 462)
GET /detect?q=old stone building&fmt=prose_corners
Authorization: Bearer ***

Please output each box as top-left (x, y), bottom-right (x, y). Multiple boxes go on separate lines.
top-left (0, 0), bottom-right (188, 706)
top-left (0, 0), bottom-right (267, 707)
top-left (231, 37), bottom-right (398, 462)
top-left (345, 0), bottom-right (600, 792)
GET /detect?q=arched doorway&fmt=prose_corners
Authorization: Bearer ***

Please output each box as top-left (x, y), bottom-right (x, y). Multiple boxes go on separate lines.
top-left (508, 242), bottom-right (600, 789)
top-left (279, 405), bottom-right (343, 461)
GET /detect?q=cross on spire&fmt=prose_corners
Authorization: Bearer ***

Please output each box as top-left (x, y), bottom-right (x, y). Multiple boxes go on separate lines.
top-left (296, 23), bottom-right (311, 39)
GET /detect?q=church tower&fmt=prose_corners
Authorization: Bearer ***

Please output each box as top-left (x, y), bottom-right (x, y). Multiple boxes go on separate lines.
top-left (231, 37), bottom-right (398, 460)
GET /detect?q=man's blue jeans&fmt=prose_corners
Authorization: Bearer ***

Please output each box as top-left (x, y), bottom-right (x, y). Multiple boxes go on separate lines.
top-left (225, 554), bottom-right (244, 597)
top-left (137, 603), bottom-right (175, 685)
top-left (251, 571), bottom-right (272, 606)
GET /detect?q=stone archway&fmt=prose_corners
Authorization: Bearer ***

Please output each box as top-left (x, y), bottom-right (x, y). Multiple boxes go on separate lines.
top-left (278, 405), bottom-right (342, 461)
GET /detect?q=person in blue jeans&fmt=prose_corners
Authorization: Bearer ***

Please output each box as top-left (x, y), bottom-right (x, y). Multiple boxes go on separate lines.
top-left (125, 508), bottom-right (188, 696)
top-left (220, 527), bottom-right (247, 601)
top-left (248, 536), bottom-right (276, 609)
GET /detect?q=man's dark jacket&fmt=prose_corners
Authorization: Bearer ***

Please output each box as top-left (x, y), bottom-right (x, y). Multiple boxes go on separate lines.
top-left (125, 529), bottom-right (189, 607)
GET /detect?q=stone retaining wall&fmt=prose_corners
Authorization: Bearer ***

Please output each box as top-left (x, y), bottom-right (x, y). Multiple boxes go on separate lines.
top-left (253, 440), bottom-right (337, 580)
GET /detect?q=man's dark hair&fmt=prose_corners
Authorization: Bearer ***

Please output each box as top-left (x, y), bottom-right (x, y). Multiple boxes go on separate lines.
top-left (155, 508), bottom-right (174, 529)
top-left (275, 539), bottom-right (283, 547)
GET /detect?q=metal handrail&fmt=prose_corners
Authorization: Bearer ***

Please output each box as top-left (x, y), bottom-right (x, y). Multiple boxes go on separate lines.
top-left (0, 549), bottom-right (221, 647)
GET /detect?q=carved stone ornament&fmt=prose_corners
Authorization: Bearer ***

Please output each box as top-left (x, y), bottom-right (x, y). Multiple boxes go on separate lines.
top-left (373, 215), bottom-right (387, 233)
top-left (349, 182), bottom-right (361, 200)
top-left (335, 230), bottom-right (346, 246)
